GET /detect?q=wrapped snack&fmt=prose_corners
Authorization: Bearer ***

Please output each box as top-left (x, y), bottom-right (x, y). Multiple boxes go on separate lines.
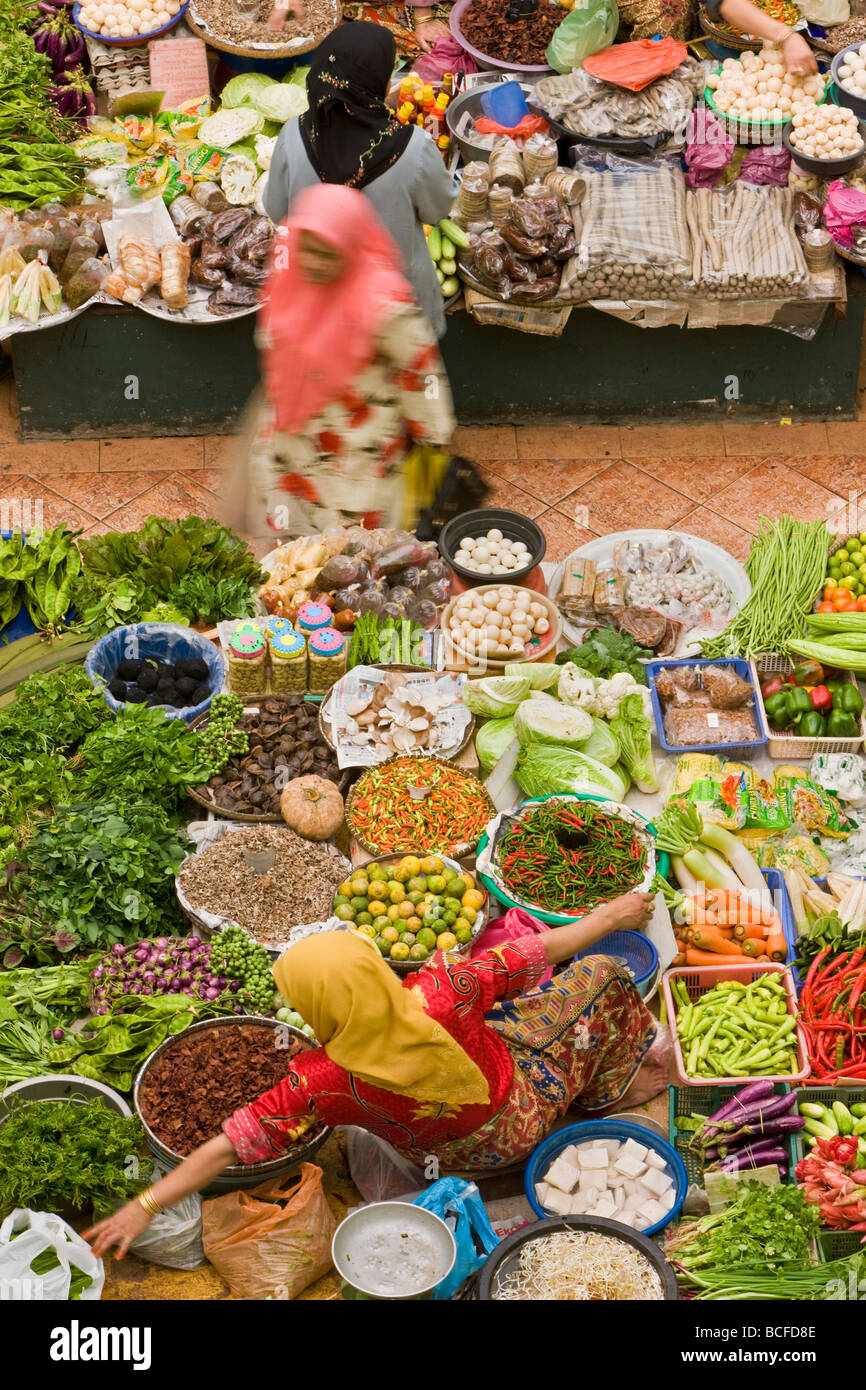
top-left (488, 140), bottom-right (525, 194)
top-left (702, 664), bottom-right (754, 709)
top-left (593, 568), bottom-right (625, 618)
top-left (47, 219), bottom-right (78, 273)
top-left (118, 233), bottom-right (161, 294)
top-left (773, 766), bottom-right (855, 839)
top-left (193, 181), bottom-right (230, 213)
top-left (121, 115), bottom-right (155, 153)
top-left (63, 257), bottom-right (108, 310)
top-left (160, 241), bottom-right (191, 311)
top-left (169, 195), bottom-right (207, 238)
top-left (59, 235), bottom-right (98, 285)
top-left (664, 704), bottom-right (758, 748)
top-left (556, 551), bottom-right (596, 623)
top-left (210, 207), bottom-right (252, 243)
top-left (369, 535), bottom-right (429, 579)
top-left (616, 606), bottom-right (667, 648)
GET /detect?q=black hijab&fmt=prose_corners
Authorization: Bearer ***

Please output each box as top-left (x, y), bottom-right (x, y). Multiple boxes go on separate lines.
top-left (299, 23), bottom-right (413, 190)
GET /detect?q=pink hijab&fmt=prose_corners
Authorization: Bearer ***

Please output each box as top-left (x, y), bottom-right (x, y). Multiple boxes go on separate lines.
top-left (261, 184), bottom-right (414, 434)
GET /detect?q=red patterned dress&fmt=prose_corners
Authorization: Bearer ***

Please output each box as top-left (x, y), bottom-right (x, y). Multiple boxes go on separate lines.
top-left (223, 939), bottom-right (656, 1171)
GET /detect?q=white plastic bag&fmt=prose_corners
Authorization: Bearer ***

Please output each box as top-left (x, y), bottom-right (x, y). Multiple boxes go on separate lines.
top-left (0, 1209), bottom-right (104, 1301)
top-left (343, 1128), bottom-right (425, 1204)
top-left (797, 0), bottom-right (848, 24)
top-left (128, 1193), bottom-right (205, 1271)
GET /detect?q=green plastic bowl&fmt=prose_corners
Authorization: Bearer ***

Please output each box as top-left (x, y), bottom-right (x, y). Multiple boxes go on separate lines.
top-left (704, 62), bottom-right (828, 143)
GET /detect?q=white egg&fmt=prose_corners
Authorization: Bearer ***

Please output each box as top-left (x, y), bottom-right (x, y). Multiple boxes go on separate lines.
top-left (487, 528), bottom-right (503, 543)
top-left (512, 541), bottom-right (528, 555)
top-left (473, 543), bottom-right (490, 562)
top-left (511, 622), bottom-right (529, 640)
top-left (477, 564), bottom-right (492, 574)
top-left (454, 551), bottom-right (471, 567)
top-left (498, 537), bottom-right (513, 551)
top-left (462, 536), bottom-right (476, 551)
top-left (534, 618), bottom-right (550, 635)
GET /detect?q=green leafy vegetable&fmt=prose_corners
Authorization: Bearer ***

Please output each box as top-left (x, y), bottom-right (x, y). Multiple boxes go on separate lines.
top-left (556, 628), bottom-right (651, 684)
top-left (578, 716), bottom-right (619, 767)
top-left (609, 692), bottom-right (658, 794)
top-left (513, 698), bottom-right (593, 748)
top-left (219, 72), bottom-right (277, 107)
top-left (475, 716), bottom-right (517, 772)
top-left (514, 744), bottom-right (627, 801)
top-left (0, 1098), bottom-right (147, 1219)
top-left (73, 704), bottom-right (213, 812)
top-left (504, 661), bottom-right (560, 691)
top-left (0, 665), bottom-right (108, 765)
top-left (463, 676), bottom-right (533, 718)
top-left (664, 1182), bottom-right (820, 1274)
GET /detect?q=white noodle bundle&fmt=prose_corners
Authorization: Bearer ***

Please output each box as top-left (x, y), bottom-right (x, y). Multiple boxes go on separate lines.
top-left (495, 1231), bottom-right (664, 1301)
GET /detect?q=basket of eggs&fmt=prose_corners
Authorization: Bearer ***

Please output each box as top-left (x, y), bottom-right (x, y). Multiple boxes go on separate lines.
top-left (704, 43), bottom-right (827, 144)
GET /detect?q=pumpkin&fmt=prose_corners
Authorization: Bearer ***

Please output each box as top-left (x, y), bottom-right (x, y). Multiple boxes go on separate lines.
top-left (280, 775), bottom-right (344, 840)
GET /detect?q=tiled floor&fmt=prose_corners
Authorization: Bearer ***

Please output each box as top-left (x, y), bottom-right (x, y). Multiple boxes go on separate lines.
top-left (2, 370), bottom-right (865, 558)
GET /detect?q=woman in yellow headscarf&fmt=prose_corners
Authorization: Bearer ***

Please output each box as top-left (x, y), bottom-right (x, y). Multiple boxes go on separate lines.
top-left (87, 891), bottom-right (656, 1258)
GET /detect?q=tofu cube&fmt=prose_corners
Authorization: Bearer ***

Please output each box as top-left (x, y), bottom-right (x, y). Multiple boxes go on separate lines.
top-left (535, 1182), bottom-right (553, 1208)
top-left (607, 1172), bottom-right (626, 1189)
top-left (633, 1213), bottom-right (650, 1231)
top-left (578, 1169), bottom-right (608, 1192)
top-left (658, 1188), bottom-right (677, 1214)
top-left (545, 1156), bottom-right (579, 1193)
top-left (642, 1166), bottom-right (673, 1198)
top-left (613, 1151), bottom-right (647, 1179)
top-left (624, 1192), bottom-right (645, 1213)
top-left (544, 1186), bottom-right (573, 1216)
top-left (594, 1195), bottom-right (616, 1219)
top-left (613, 1210), bottom-right (636, 1228)
top-left (638, 1198), bottom-right (667, 1226)
top-left (598, 1139), bottom-right (621, 1156)
top-left (644, 1149), bottom-right (668, 1172)
top-left (622, 1137), bottom-right (649, 1163)
top-left (623, 1179), bottom-right (639, 1196)
top-left (569, 1191), bottom-right (592, 1215)
top-left (576, 1146), bottom-right (609, 1171)
top-left (612, 1186), bottom-right (625, 1210)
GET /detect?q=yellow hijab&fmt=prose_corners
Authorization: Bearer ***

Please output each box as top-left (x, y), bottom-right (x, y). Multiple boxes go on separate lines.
top-left (273, 933), bottom-right (490, 1108)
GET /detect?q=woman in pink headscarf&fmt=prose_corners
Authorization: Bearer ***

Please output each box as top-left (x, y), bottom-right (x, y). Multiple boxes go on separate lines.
top-left (246, 182), bottom-right (454, 540)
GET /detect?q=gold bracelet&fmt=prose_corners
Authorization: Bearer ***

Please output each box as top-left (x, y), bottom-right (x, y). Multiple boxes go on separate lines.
top-left (137, 1188), bottom-right (163, 1218)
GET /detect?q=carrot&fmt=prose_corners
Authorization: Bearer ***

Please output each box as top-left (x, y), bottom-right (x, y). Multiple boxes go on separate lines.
top-left (765, 930), bottom-right (788, 962)
top-left (686, 889), bottom-right (777, 928)
top-left (685, 948), bottom-right (736, 966)
top-left (740, 937), bottom-right (763, 957)
top-left (690, 930), bottom-right (745, 956)
top-left (672, 952), bottom-right (686, 966)
top-left (733, 922), bottom-right (769, 941)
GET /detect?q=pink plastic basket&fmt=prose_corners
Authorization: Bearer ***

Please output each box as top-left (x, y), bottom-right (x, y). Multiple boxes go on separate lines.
top-left (663, 962), bottom-right (811, 1087)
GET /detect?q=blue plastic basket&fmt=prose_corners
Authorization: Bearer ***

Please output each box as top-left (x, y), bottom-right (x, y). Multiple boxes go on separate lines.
top-left (524, 1119), bottom-right (688, 1235)
top-left (646, 657), bottom-right (768, 760)
top-left (574, 929), bottom-right (658, 991)
top-left (85, 623), bottom-right (225, 724)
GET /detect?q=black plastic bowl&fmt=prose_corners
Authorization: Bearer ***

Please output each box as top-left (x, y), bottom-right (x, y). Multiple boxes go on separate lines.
top-left (439, 508), bottom-right (546, 587)
top-left (831, 47), bottom-right (866, 120)
top-left (783, 118), bottom-right (866, 177)
top-left (477, 1215), bottom-right (679, 1300)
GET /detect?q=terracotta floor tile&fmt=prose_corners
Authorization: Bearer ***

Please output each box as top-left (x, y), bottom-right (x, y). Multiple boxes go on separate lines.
top-left (558, 461), bottom-right (693, 536)
top-left (184, 469), bottom-right (226, 495)
top-left (795, 454), bottom-right (866, 502)
top-left (722, 422), bottom-right (830, 457)
top-left (618, 423), bottom-right (725, 459)
top-left (515, 424), bottom-right (621, 461)
top-left (97, 473), bottom-right (222, 533)
top-left (625, 454), bottom-right (759, 504)
top-left (99, 437), bottom-right (205, 472)
top-left (46, 471), bottom-right (172, 520)
top-left (711, 459), bottom-right (843, 535)
top-left (676, 507), bottom-right (753, 562)
top-left (478, 467), bottom-right (546, 518)
top-left (7, 478), bottom-right (97, 531)
top-left (0, 440), bottom-right (99, 475)
top-left (203, 435), bottom-right (237, 468)
top-left (535, 509), bottom-right (598, 563)
top-left (452, 424), bottom-right (518, 461)
top-left (825, 422), bottom-right (866, 453)
top-left (489, 456), bottom-right (606, 505)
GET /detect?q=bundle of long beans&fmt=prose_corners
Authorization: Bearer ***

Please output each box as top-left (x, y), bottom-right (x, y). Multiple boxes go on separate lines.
top-left (700, 516), bottom-right (832, 658)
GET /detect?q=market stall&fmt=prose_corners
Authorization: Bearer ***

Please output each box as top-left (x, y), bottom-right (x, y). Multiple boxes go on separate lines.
top-left (1, 497), bottom-right (866, 1303)
top-left (4, 0), bottom-right (866, 435)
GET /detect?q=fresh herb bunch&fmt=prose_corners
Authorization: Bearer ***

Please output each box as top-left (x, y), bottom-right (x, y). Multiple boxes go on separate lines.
top-left (0, 6), bottom-right (85, 208)
top-left (73, 703), bottom-right (215, 812)
top-left (74, 516), bottom-right (263, 633)
top-left (556, 628), bottom-right (650, 685)
top-left (194, 693), bottom-right (248, 779)
top-left (0, 754), bottom-right (76, 850)
top-left (664, 1182), bottom-right (819, 1272)
top-left (10, 801), bottom-right (190, 958)
top-left (0, 665), bottom-right (109, 765)
top-left (0, 1098), bottom-right (147, 1219)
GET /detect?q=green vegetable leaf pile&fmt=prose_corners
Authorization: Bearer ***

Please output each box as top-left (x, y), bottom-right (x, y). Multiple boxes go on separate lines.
top-left (74, 516), bottom-right (263, 632)
top-left (0, 1098), bottom-right (147, 1219)
top-left (73, 703), bottom-right (213, 812)
top-left (0, 664), bottom-right (109, 765)
top-left (664, 1182), bottom-right (820, 1272)
top-left (556, 628), bottom-right (651, 685)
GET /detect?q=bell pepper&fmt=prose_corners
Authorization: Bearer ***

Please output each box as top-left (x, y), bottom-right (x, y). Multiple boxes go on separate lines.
top-left (825, 678), bottom-right (845, 697)
top-left (809, 684), bottom-right (833, 714)
top-left (799, 710), bottom-right (828, 738)
top-left (827, 708), bottom-right (859, 738)
top-left (836, 684), bottom-right (864, 717)
top-left (761, 675), bottom-right (786, 700)
top-left (764, 690), bottom-right (792, 728)
top-left (792, 660), bottom-right (825, 685)
top-left (786, 686), bottom-right (815, 722)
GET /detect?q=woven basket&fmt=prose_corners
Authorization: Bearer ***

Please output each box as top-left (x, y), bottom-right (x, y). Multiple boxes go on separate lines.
top-left (318, 664), bottom-right (475, 759)
top-left (184, 3), bottom-right (339, 58)
top-left (344, 755), bottom-right (494, 859)
top-left (756, 665), bottom-right (866, 758)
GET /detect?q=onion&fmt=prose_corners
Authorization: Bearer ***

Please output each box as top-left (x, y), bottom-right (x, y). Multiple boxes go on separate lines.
top-left (92, 967), bottom-right (104, 981)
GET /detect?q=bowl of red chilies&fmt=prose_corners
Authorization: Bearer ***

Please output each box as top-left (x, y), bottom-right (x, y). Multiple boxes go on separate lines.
top-left (800, 945), bottom-right (866, 1084)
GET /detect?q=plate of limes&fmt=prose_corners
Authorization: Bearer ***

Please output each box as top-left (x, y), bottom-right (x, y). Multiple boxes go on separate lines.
top-left (331, 851), bottom-right (488, 973)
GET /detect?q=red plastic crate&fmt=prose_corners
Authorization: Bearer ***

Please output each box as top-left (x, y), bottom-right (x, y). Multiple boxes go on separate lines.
top-left (662, 962), bottom-right (811, 1087)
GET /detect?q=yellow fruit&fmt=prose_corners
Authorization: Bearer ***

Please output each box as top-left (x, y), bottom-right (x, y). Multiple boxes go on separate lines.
top-left (397, 900), bottom-right (415, 919)
top-left (358, 923), bottom-right (378, 939)
top-left (459, 905), bottom-right (477, 925)
top-left (337, 880), bottom-right (353, 898)
top-left (410, 944), bottom-right (429, 961)
top-left (401, 856), bottom-right (422, 877)
top-left (421, 856), bottom-right (444, 875)
top-left (427, 875), bottom-right (446, 894)
top-left (453, 917), bottom-right (473, 937)
top-left (387, 903), bottom-right (402, 921)
top-left (455, 873), bottom-right (474, 894)
top-left (436, 931), bottom-right (458, 952)
top-left (406, 915), bottom-right (423, 934)
top-left (389, 941), bottom-right (410, 961)
top-left (367, 900), bottom-right (387, 919)
top-left (462, 889), bottom-right (484, 911)
top-left (381, 925), bottom-right (400, 944)
top-left (388, 883), bottom-right (406, 903)
top-left (350, 876), bottom-right (369, 895)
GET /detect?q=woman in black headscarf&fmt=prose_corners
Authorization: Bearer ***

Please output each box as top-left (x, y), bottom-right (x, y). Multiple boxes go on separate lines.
top-left (262, 22), bottom-right (458, 337)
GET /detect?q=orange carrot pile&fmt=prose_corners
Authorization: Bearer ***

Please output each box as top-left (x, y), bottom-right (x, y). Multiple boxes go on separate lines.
top-left (672, 888), bottom-right (788, 967)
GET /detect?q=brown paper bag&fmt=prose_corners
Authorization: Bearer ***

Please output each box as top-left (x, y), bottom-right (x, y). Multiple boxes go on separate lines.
top-left (201, 1163), bottom-right (336, 1300)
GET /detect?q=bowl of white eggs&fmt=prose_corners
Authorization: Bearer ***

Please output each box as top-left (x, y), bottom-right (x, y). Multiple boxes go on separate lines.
top-left (784, 103), bottom-right (866, 177)
top-left (441, 584), bottom-right (561, 671)
top-left (832, 43), bottom-right (866, 121)
top-left (74, 0), bottom-right (188, 43)
top-left (438, 508), bottom-right (546, 587)
top-left (705, 44), bottom-right (827, 143)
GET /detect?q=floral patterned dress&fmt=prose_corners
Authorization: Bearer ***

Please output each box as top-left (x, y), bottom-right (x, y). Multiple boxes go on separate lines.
top-left (249, 299), bottom-right (454, 540)
top-left (223, 939), bottom-right (657, 1172)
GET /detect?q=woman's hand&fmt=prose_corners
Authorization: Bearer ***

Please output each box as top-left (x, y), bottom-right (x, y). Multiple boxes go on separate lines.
top-left (415, 16), bottom-right (451, 50)
top-left (84, 1200), bottom-right (153, 1261)
top-left (598, 891), bottom-right (655, 934)
top-left (781, 31), bottom-right (817, 75)
top-left (266, 0), bottom-right (305, 29)
top-left (542, 891), bottom-right (656, 965)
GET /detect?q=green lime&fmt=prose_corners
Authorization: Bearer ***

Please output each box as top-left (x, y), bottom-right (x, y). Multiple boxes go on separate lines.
top-left (376, 940), bottom-right (391, 957)
top-left (356, 912), bottom-right (373, 927)
top-left (333, 894), bottom-right (351, 909)
top-left (443, 897), bottom-right (463, 914)
top-left (350, 896), bottom-right (369, 913)
top-left (841, 577), bottom-right (857, 591)
top-left (335, 904), bottom-right (354, 921)
top-left (408, 890), bottom-right (425, 906)
top-left (454, 926), bottom-right (472, 945)
top-left (841, 561), bottom-right (855, 575)
top-left (367, 864), bottom-right (389, 882)
top-left (847, 538), bottom-right (860, 553)
top-left (409, 944), bottom-right (429, 961)
top-left (416, 927), bottom-right (437, 948)
top-left (407, 876), bottom-right (428, 895)
top-left (390, 941), bottom-right (410, 961)
top-left (834, 549), bottom-right (849, 563)
top-left (851, 551), bottom-right (865, 566)
top-left (373, 915), bottom-right (390, 933)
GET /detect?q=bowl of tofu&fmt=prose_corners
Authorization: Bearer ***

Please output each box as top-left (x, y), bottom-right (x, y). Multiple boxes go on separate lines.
top-left (525, 1120), bottom-right (687, 1236)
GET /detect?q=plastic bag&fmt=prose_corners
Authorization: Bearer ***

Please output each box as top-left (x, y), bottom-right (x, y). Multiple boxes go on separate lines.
top-left (471, 906), bottom-right (554, 987)
top-left (410, 34), bottom-right (479, 84)
top-left (201, 1165), bottom-right (335, 1300)
top-left (824, 179), bottom-right (866, 249)
top-left (739, 144), bottom-right (791, 188)
top-left (798, 0), bottom-right (849, 23)
top-left (574, 156), bottom-right (692, 298)
top-left (0, 1209), bottom-right (104, 1301)
top-left (583, 37), bottom-right (688, 91)
top-left (687, 185), bottom-right (808, 297)
top-left (128, 1192), bottom-right (204, 1271)
top-left (545, 0), bottom-right (619, 74)
top-left (343, 1128), bottom-right (425, 1203)
top-left (413, 1179), bottom-right (500, 1299)
top-left (684, 108), bottom-right (733, 190)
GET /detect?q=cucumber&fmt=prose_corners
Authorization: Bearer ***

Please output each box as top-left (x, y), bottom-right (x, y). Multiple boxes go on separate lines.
top-left (439, 257), bottom-right (457, 277)
top-left (436, 267), bottom-right (445, 285)
top-left (440, 235), bottom-right (455, 261)
top-left (427, 226), bottom-right (442, 262)
top-left (438, 217), bottom-right (470, 250)
top-left (441, 276), bottom-right (459, 298)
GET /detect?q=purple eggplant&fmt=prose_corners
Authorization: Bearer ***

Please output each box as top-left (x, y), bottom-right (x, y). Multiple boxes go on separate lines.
top-left (714, 1115), bottom-right (805, 1154)
top-left (701, 1091), bottom-right (796, 1145)
top-left (709, 1144), bottom-right (788, 1173)
top-left (703, 1080), bottom-right (775, 1129)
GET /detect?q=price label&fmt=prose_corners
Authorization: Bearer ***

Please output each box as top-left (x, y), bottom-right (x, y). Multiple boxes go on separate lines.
top-left (706, 712), bottom-right (720, 728)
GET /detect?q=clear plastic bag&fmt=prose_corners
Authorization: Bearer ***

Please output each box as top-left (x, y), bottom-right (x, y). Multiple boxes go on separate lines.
top-left (574, 156), bottom-right (693, 298)
top-left (687, 184), bottom-right (808, 298)
top-left (128, 1191), bottom-right (205, 1271)
top-left (343, 1128), bottom-right (425, 1203)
